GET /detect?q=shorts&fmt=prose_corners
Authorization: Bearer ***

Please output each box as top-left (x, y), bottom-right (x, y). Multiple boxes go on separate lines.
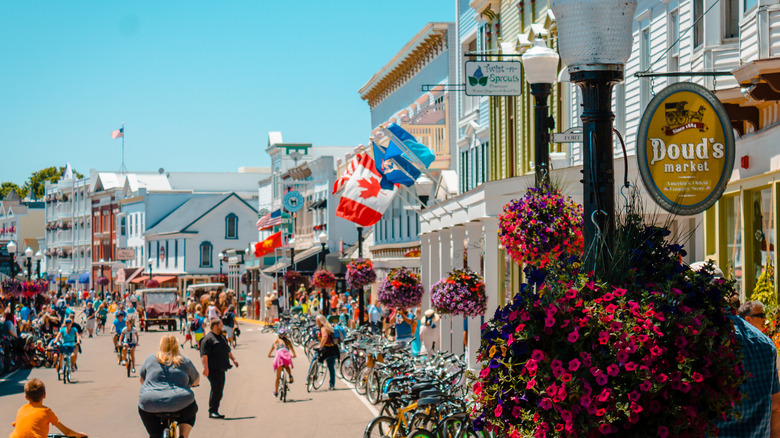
top-left (224, 326), bottom-right (234, 339)
top-left (59, 344), bottom-right (75, 355)
top-left (139, 401), bottom-right (198, 438)
top-left (194, 332), bottom-right (204, 343)
top-left (86, 319), bottom-right (95, 330)
top-left (99, 317), bottom-right (107, 325)
top-left (123, 342), bottom-right (137, 349)
top-left (273, 348), bottom-right (293, 370)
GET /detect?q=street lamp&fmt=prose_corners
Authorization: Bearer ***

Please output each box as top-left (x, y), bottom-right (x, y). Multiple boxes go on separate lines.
top-left (415, 176), bottom-right (434, 207)
top-left (318, 231), bottom-right (328, 268)
top-left (35, 250), bottom-right (42, 280)
top-left (147, 257), bottom-right (154, 280)
top-left (288, 238), bottom-right (296, 271)
top-left (218, 252), bottom-right (225, 276)
top-left (6, 241), bottom-right (17, 279)
top-left (24, 247), bottom-right (33, 282)
top-left (57, 268), bottom-right (63, 295)
top-left (552, 0), bottom-right (636, 270)
top-left (522, 37), bottom-right (560, 186)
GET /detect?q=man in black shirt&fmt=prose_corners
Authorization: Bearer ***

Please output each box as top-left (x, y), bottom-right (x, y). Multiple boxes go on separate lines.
top-left (200, 318), bottom-right (239, 418)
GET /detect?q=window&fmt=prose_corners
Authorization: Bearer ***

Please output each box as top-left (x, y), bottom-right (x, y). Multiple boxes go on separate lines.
top-left (156, 241), bottom-right (160, 267)
top-left (640, 25), bottom-right (651, 111)
top-left (165, 241), bottom-right (169, 268)
top-left (693, 0), bottom-right (704, 48)
top-left (669, 9), bottom-right (680, 81)
top-left (724, 0), bottom-right (739, 39)
top-left (174, 240), bottom-right (178, 268)
top-left (225, 213), bottom-right (238, 239)
top-left (200, 242), bottom-right (213, 268)
top-left (745, 0), bottom-right (757, 13)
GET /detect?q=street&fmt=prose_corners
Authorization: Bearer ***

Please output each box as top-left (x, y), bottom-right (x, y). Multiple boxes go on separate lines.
top-left (0, 319), bottom-right (374, 437)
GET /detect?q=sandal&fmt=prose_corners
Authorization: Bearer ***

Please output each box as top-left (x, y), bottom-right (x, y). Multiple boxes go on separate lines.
top-left (289, 376), bottom-right (294, 383)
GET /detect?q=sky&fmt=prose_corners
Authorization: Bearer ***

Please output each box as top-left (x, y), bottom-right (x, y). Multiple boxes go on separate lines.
top-left (0, 1), bottom-right (454, 185)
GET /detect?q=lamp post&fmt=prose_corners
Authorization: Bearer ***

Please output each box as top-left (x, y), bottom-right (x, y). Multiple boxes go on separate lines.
top-left (147, 258), bottom-right (153, 281)
top-left (35, 250), bottom-right (42, 280)
top-left (552, 0), bottom-right (637, 270)
top-left (318, 232), bottom-right (328, 269)
top-left (288, 237), bottom-right (296, 308)
top-left (218, 252), bottom-right (225, 276)
top-left (58, 268), bottom-right (63, 296)
top-left (318, 231), bottom-right (328, 316)
top-left (6, 240), bottom-right (17, 279)
top-left (356, 227), bottom-right (365, 327)
top-left (24, 247), bottom-right (33, 282)
top-left (522, 37), bottom-right (560, 186)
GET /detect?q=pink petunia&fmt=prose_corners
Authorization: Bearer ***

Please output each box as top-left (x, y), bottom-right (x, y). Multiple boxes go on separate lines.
top-left (540, 398), bottom-right (553, 410)
top-left (624, 362), bottom-right (638, 371)
top-left (607, 364), bottom-right (620, 377)
top-left (568, 358), bottom-right (581, 372)
top-left (495, 404), bottom-right (503, 418)
top-left (597, 389), bottom-right (611, 402)
top-left (640, 380), bottom-right (652, 391)
top-left (596, 374), bottom-right (608, 386)
top-left (567, 330), bottom-right (579, 343)
top-left (512, 405), bottom-right (523, 418)
top-left (532, 350), bottom-right (545, 361)
top-left (527, 378), bottom-right (537, 389)
top-left (658, 426), bottom-right (669, 438)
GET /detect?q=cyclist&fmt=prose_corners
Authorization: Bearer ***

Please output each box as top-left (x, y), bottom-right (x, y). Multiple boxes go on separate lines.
top-left (268, 328), bottom-right (295, 397)
top-left (120, 318), bottom-right (140, 372)
top-left (52, 318), bottom-right (80, 380)
top-left (315, 315), bottom-right (339, 390)
top-left (96, 302), bottom-right (108, 335)
top-left (138, 334), bottom-right (199, 438)
top-left (111, 312), bottom-right (127, 355)
top-left (9, 378), bottom-right (87, 438)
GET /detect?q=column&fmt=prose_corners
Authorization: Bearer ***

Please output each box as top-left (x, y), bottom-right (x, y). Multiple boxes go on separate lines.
top-left (438, 228), bottom-right (452, 353)
top-left (482, 218), bottom-right (500, 322)
top-left (450, 225), bottom-right (466, 356)
top-left (465, 222), bottom-right (483, 370)
top-left (420, 234), bottom-right (433, 307)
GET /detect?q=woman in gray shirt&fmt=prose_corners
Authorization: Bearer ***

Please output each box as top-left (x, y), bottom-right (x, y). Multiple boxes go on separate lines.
top-left (138, 334), bottom-right (199, 438)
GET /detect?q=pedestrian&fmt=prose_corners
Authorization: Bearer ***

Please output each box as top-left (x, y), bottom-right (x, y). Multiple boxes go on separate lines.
top-left (368, 301), bottom-right (382, 334)
top-left (190, 305), bottom-right (206, 349)
top-left (392, 307), bottom-right (416, 347)
top-left (315, 314), bottom-right (339, 390)
top-left (419, 309), bottom-right (440, 355)
top-left (739, 300), bottom-right (768, 331)
top-left (221, 305), bottom-right (237, 346)
top-left (138, 335), bottom-right (200, 438)
top-left (9, 378), bottom-right (87, 438)
top-left (200, 318), bottom-right (239, 419)
top-left (83, 301), bottom-right (95, 338)
top-left (206, 301), bottom-right (220, 320)
top-left (264, 292), bottom-right (273, 324)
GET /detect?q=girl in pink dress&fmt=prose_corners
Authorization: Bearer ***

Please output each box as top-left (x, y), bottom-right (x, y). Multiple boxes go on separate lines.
top-left (267, 328), bottom-right (296, 397)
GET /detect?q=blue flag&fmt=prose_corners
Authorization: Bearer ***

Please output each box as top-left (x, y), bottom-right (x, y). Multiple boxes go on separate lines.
top-left (373, 141), bottom-right (420, 187)
top-left (384, 123), bottom-right (436, 168)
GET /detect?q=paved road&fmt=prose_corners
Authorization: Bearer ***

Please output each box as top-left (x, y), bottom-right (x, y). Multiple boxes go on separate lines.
top-left (0, 319), bottom-right (375, 437)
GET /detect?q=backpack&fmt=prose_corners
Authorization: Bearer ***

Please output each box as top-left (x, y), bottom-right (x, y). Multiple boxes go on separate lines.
top-left (189, 317), bottom-right (201, 332)
top-left (333, 325), bottom-right (346, 345)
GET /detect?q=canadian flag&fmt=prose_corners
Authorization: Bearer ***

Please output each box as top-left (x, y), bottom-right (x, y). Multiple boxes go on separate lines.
top-left (336, 153), bottom-right (396, 227)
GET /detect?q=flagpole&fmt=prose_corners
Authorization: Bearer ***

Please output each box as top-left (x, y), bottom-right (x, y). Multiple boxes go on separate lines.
top-left (119, 121), bottom-right (127, 174)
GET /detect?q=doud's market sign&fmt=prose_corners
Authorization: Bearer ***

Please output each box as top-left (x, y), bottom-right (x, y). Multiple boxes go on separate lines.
top-left (637, 82), bottom-right (735, 215)
top-left (464, 61), bottom-right (522, 96)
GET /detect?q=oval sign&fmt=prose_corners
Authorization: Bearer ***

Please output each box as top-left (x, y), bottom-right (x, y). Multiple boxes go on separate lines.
top-left (282, 191), bottom-right (304, 213)
top-left (636, 82), bottom-right (735, 215)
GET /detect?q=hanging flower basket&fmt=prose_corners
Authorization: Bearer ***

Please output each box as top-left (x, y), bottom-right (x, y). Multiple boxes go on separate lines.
top-left (21, 282), bottom-right (44, 298)
top-left (498, 184), bottom-right (584, 268)
top-left (430, 268), bottom-right (487, 317)
top-left (346, 258), bottom-right (376, 289)
top-left (240, 272), bottom-right (249, 285)
top-left (470, 218), bottom-right (747, 438)
top-left (377, 267), bottom-right (424, 309)
top-left (312, 269), bottom-right (336, 288)
top-left (210, 274), bottom-right (227, 284)
top-left (145, 279), bottom-right (160, 288)
top-left (96, 276), bottom-right (110, 286)
top-left (283, 270), bottom-right (303, 284)
top-left (1, 279), bottom-right (22, 298)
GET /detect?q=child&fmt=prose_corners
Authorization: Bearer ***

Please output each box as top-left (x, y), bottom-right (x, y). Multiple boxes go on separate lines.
top-left (120, 318), bottom-right (139, 372)
top-left (9, 378), bottom-right (87, 438)
top-left (268, 328), bottom-right (296, 397)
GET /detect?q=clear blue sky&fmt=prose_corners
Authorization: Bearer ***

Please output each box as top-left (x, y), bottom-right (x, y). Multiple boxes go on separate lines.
top-left (0, 1), bottom-right (453, 185)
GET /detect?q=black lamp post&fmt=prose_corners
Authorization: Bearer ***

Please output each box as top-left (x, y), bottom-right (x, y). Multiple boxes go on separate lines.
top-left (6, 241), bottom-right (17, 279)
top-left (356, 226), bottom-right (365, 327)
top-left (288, 237), bottom-right (296, 308)
top-left (57, 268), bottom-right (63, 296)
top-left (35, 250), bottom-right (42, 280)
top-left (318, 231), bottom-right (328, 316)
top-left (218, 252), bottom-right (224, 276)
top-left (24, 247), bottom-right (33, 282)
top-left (522, 38), bottom-right (560, 186)
top-left (147, 257), bottom-right (153, 280)
top-left (552, 0), bottom-right (636, 270)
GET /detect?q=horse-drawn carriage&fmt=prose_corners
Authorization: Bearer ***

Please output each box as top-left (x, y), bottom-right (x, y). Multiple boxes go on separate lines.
top-left (664, 101), bottom-right (706, 126)
top-left (137, 287), bottom-right (181, 331)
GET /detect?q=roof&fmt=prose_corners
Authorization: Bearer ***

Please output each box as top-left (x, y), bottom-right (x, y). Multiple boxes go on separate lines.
top-left (145, 192), bottom-right (256, 236)
top-left (124, 174), bottom-right (172, 193)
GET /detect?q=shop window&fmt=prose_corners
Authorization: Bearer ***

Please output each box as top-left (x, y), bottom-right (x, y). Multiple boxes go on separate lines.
top-left (749, 188), bottom-right (775, 293)
top-left (174, 240), bottom-right (178, 268)
top-left (725, 195), bottom-right (743, 295)
top-left (200, 242), bottom-right (213, 268)
top-left (225, 214), bottom-right (238, 239)
top-left (724, 0), bottom-right (739, 40)
top-left (745, 0), bottom-right (757, 14)
top-left (693, 0), bottom-right (704, 48)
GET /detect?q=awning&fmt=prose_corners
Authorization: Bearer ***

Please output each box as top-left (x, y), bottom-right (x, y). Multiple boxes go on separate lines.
top-left (130, 275), bottom-right (149, 285)
top-left (67, 274), bottom-right (79, 284)
top-left (152, 275), bottom-right (177, 284)
top-left (116, 267), bottom-right (143, 285)
top-left (308, 199), bottom-right (327, 210)
top-left (78, 272), bottom-right (90, 284)
top-left (262, 245), bottom-right (323, 275)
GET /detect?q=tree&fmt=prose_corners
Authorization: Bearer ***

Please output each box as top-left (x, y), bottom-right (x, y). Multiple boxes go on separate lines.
top-left (0, 182), bottom-right (26, 200)
top-left (21, 166), bottom-right (84, 199)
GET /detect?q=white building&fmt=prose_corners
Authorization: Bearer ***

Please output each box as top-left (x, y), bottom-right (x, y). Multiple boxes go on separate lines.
top-left (43, 174), bottom-right (91, 285)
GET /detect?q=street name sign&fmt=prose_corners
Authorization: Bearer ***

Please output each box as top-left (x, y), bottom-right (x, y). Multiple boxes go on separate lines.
top-left (552, 127), bottom-right (583, 143)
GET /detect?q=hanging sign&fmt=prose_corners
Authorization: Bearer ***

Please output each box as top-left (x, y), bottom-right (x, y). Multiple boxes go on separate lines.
top-left (636, 82), bottom-right (735, 215)
top-left (464, 61), bottom-right (523, 96)
top-left (282, 191), bottom-right (304, 213)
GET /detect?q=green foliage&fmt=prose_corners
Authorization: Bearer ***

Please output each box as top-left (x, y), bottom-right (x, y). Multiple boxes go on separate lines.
top-left (1, 166), bottom-right (84, 200)
top-left (0, 182), bottom-right (26, 200)
top-left (752, 264), bottom-right (776, 305)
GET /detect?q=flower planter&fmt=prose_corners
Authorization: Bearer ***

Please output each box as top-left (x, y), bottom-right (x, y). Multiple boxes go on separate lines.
top-left (430, 268), bottom-right (486, 317)
top-left (346, 258), bottom-right (376, 289)
top-left (312, 269), bottom-right (336, 288)
top-left (377, 268), bottom-right (424, 309)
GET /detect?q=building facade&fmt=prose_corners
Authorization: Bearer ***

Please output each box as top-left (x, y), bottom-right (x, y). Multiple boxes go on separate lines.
top-left (0, 190), bottom-right (45, 280)
top-left (43, 175), bottom-right (91, 286)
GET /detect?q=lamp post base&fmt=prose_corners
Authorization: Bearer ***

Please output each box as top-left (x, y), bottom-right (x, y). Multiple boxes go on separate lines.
top-left (570, 66), bottom-right (624, 271)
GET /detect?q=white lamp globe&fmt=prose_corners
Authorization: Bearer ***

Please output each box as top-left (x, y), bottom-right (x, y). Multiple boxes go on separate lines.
top-left (522, 39), bottom-right (560, 85)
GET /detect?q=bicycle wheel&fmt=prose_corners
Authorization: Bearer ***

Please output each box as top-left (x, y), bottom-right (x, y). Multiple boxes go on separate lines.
top-left (440, 413), bottom-right (487, 438)
top-left (313, 360), bottom-right (327, 389)
top-left (363, 415), bottom-right (403, 438)
top-left (380, 401), bottom-right (399, 419)
top-left (356, 366), bottom-right (371, 395)
top-left (407, 428), bottom-right (435, 438)
top-left (366, 371), bottom-right (383, 405)
top-left (280, 376), bottom-right (287, 403)
top-left (63, 360), bottom-right (70, 384)
top-left (340, 356), bottom-right (356, 382)
top-left (307, 362), bottom-right (319, 393)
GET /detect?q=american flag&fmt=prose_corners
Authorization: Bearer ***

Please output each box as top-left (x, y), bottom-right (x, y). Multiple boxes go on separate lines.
top-left (111, 127), bottom-right (124, 139)
top-left (256, 209), bottom-right (282, 231)
top-left (332, 153), bottom-right (363, 195)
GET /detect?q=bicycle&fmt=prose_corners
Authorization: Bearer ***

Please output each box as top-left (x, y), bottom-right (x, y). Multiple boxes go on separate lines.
top-left (306, 349), bottom-right (327, 392)
top-left (124, 344), bottom-right (135, 377)
top-left (57, 343), bottom-right (74, 384)
top-left (278, 367), bottom-right (289, 403)
top-left (95, 318), bottom-right (105, 336)
top-left (157, 412), bottom-right (179, 438)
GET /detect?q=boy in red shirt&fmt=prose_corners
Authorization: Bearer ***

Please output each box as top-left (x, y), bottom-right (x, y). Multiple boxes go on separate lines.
top-left (9, 378), bottom-right (87, 438)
